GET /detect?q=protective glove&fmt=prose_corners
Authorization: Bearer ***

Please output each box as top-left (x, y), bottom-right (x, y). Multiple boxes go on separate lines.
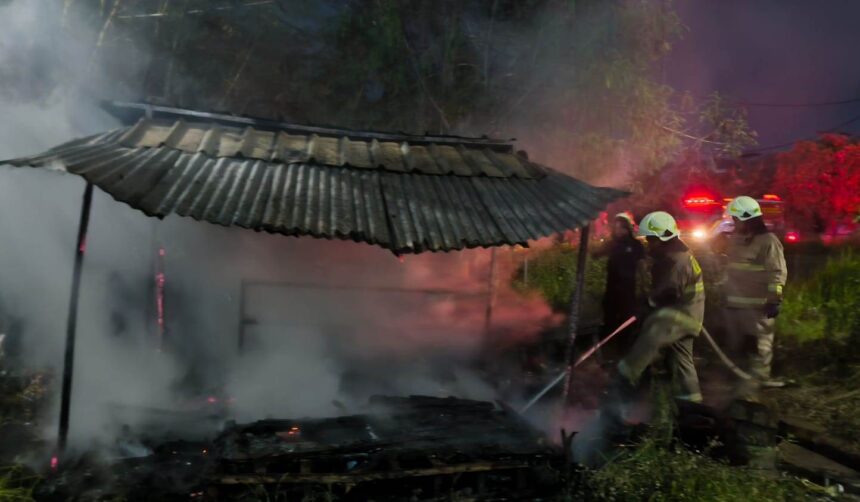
top-left (765, 303), bottom-right (781, 319)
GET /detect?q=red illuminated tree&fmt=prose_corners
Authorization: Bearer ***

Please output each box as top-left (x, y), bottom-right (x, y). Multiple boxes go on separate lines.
top-left (773, 134), bottom-right (860, 232)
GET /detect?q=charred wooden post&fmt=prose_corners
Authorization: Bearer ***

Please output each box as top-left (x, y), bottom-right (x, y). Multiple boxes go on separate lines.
top-left (482, 248), bottom-right (498, 338)
top-left (154, 244), bottom-right (166, 350)
top-left (237, 280), bottom-right (247, 353)
top-left (523, 249), bottom-right (529, 285)
top-left (58, 182), bottom-right (94, 455)
top-left (561, 225), bottom-right (590, 408)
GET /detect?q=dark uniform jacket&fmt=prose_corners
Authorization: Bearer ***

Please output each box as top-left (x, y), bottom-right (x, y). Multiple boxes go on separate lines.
top-left (601, 235), bottom-right (645, 330)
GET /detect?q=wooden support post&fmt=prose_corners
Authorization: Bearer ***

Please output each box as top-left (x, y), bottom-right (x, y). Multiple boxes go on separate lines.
top-left (57, 183), bottom-right (94, 455)
top-left (522, 250), bottom-right (529, 286)
top-left (560, 225), bottom-right (590, 408)
top-left (154, 240), bottom-right (166, 351)
top-left (237, 280), bottom-right (247, 353)
top-left (483, 248), bottom-right (498, 337)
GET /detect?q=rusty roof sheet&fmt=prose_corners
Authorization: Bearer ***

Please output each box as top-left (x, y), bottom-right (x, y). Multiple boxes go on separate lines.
top-left (4, 120), bottom-right (626, 254)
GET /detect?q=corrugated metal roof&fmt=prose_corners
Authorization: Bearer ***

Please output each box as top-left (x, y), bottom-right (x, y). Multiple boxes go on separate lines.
top-left (4, 119), bottom-right (627, 254)
top-left (116, 118), bottom-right (544, 178)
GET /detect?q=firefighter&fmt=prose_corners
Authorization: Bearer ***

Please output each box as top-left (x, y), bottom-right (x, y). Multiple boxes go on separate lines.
top-left (723, 196), bottom-right (787, 396)
top-left (594, 212), bottom-right (645, 355)
top-left (609, 211), bottom-right (706, 409)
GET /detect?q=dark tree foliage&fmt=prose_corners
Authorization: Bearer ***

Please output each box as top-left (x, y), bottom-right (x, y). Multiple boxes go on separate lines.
top-left (48, 0), bottom-right (753, 183)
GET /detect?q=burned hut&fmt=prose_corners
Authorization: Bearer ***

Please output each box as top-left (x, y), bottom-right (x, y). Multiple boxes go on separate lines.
top-left (3, 103), bottom-right (626, 460)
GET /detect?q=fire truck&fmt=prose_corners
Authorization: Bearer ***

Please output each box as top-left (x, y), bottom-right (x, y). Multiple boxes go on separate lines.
top-left (674, 189), bottom-right (795, 244)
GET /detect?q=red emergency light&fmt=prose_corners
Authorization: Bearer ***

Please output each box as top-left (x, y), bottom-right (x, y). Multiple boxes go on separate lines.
top-left (785, 231), bottom-right (799, 243)
top-left (762, 194), bottom-right (782, 201)
top-left (683, 194), bottom-right (718, 208)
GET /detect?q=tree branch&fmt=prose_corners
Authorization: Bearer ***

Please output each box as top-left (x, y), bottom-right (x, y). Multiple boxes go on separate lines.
top-left (401, 25), bottom-right (452, 133)
top-left (659, 124), bottom-right (728, 146)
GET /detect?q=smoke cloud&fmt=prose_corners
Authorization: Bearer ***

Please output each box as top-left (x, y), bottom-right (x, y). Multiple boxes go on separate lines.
top-left (0, 1), bottom-right (559, 452)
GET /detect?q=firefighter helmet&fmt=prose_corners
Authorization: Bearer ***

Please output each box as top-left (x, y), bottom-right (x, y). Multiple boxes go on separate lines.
top-left (726, 196), bottom-right (762, 221)
top-left (615, 211), bottom-right (635, 227)
top-left (638, 211), bottom-right (679, 241)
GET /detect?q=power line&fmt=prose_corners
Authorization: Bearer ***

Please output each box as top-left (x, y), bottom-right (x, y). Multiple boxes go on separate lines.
top-left (692, 92), bottom-right (860, 109)
top-left (734, 97), bottom-right (860, 108)
top-left (824, 110), bottom-right (860, 132)
top-left (744, 111), bottom-right (860, 154)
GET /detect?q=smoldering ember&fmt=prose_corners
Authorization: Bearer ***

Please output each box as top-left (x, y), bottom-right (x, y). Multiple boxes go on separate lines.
top-left (2, 2), bottom-right (860, 502)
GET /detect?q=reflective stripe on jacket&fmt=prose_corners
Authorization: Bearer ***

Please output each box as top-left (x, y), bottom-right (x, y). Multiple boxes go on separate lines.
top-left (648, 250), bottom-right (706, 334)
top-left (725, 232), bottom-right (787, 308)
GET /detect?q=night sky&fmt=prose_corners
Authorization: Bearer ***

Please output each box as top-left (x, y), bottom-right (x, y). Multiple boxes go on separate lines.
top-left (667, 0), bottom-right (860, 151)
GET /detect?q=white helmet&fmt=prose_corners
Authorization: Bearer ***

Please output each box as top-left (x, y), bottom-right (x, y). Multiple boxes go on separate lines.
top-left (726, 196), bottom-right (762, 221)
top-left (638, 211), bottom-right (679, 241)
top-left (614, 211), bottom-right (635, 227)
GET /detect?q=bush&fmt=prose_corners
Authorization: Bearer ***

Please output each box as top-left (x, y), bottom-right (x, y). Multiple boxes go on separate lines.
top-left (511, 243), bottom-right (609, 323)
top-left (0, 467), bottom-right (37, 502)
top-left (778, 250), bottom-right (860, 343)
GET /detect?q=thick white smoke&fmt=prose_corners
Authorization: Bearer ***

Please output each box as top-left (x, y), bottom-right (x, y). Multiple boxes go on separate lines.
top-left (0, 1), bottom-right (557, 451)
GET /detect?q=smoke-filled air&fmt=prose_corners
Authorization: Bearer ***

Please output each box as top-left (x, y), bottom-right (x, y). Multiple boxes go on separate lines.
top-left (2, 1), bottom-right (860, 501)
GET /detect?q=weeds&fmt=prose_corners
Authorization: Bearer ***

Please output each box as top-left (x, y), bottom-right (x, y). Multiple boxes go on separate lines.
top-left (0, 466), bottom-right (38, 502)
top-left (770, 249), bottom-right (860, 447)
top-left (567, 388), bottom-right (816, 502)
top-left (572, 440), bottom-right (815, 502)
top-left (511, 243), bottom-right (610, 321)
top-left (778, 249), bottom-right (860, 343)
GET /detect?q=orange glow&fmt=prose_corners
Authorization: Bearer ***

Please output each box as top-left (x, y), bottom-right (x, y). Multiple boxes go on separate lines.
top-left (762, 194), bottom-right (781, 201)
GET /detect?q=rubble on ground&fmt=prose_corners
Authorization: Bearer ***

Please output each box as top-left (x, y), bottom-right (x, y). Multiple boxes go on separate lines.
top-left (35, 396), bottom-right (563, 501)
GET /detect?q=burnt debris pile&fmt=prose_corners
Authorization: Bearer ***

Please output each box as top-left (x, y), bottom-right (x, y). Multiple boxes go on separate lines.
top-left (37, 396), bottom-right (564, 501)
top-left (211, 395), bottom-right (562, 500)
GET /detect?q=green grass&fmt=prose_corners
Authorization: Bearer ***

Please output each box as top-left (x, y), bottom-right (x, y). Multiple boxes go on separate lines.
top-left (569, 440), bottom-right (816, 502)
top-left (0, 467), bottom-right (37, 502)
top-left (778, 250), bottom-right (860, 343)
top-left (771, 249), bottom-right (860, 447)
top-left (511, 243), bottom-right (607, 313)
top-left (511, 243), bottom-right (615, 323)
top-left (565, 390), bottom-right (817, 502)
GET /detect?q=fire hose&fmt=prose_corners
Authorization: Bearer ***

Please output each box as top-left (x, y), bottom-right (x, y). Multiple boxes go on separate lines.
top-left (520, 317), bottom-right (784, 413)
top-left (699, 326), bottom-right (752, 381)
top-left (519, 316), bottom-right (637, 413)
top-left (700, 326), bottom-right (786, 388)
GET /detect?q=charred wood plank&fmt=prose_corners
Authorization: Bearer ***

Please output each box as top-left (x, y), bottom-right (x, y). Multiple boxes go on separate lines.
top-left (217, 460), bottom-right (530, 485)
top-left (778, 442), bottom-right (860, 494)
top-left (779, 417), bottom-right (860, 472)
